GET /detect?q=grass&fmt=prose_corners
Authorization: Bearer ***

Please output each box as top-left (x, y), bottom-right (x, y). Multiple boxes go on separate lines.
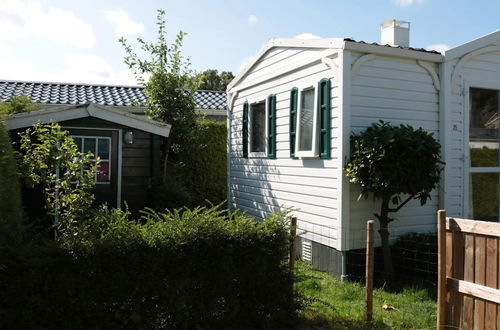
top-left (294, 262), bottom-right (437, 329)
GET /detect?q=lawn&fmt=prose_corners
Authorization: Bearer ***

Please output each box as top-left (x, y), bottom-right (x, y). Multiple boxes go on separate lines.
top-left (295, 262), bottom-right (437, 329)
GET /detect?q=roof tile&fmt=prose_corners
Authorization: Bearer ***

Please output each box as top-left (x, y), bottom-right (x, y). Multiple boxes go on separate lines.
top-left (0, 80), bottom-right (227, 110)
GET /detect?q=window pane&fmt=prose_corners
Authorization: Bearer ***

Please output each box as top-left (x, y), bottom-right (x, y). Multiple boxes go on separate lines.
top-left (469, 173), bottom-right (499, 221)
top-left (96, 161), bottom-right (110, 183)
top-left (470, 88), bottom-right (499, 167)
top-left (98, 138), bottom-right (110, 159)
top-left (250, 102), bottom-right (266, 152)
top-left (299, 88), bottom-right (314, 151)
top-left (73, 137), bottom-right (82, 152)
top-left (83, 138), bottom-right (96, 156)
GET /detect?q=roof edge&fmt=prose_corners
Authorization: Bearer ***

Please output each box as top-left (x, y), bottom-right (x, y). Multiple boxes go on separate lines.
top-left (444, 29), bottom-right (500, 61)
top-left (5, 103), bottom-right (171, 137)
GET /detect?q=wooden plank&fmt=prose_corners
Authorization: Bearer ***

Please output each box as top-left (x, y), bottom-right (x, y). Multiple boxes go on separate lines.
top-left (447, 217), bottom-right (500, 236)
top-left (485, 237), bottom-right (498, 329)
top-left (438, 210), bottom-right (447, 329)
top-left (365, 220), bottom-right (374, 322)
top-left (474, 235), bottom-right (486, 330)
top-left (463, 234), bottom-right (475, 329)
top-left (447, 278), bottom-right (500, 305)
top-left (451, 229), bottom-right (464, 328)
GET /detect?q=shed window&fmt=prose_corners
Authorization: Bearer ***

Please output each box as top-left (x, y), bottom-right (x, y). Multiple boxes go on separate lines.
top-left (72, 136), bottom-right (111, 184)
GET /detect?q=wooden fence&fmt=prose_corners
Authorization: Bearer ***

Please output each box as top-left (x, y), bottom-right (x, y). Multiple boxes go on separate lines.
top-left (437, 210), bottom-right (500, 329)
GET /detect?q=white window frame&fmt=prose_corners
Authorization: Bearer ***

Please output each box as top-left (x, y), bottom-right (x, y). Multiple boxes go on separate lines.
top-left (248, 99), bottom-right (268, 158)
top-left (463, 79), bottom-right (500, 221)
top-left (70, 135), bottom-right (112, 185)
top-left (295, 84), bottom-right (319, 158)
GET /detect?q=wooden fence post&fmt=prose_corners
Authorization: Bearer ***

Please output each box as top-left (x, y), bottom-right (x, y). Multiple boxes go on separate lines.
top-left (365, 220), bottom-right (374, 322)
top-left (437, 210), bottom-right (447, 329)
top-left (289, 217), bottom-right (297, 271)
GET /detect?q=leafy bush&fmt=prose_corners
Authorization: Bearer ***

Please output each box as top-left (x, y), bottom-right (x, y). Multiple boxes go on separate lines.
top-left (17, 122), bottom-right (96, 235)
top-left (0, 206), bottom-right (296, 329)
top-left (155, 120), bottom-right (227, 210)
top-left (0, 119), bottom-right (23, 243)
top-left (0, 95), bottom-right (38, 115)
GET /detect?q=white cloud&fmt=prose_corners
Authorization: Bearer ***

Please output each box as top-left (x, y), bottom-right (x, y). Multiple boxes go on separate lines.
top-left (392, 0), bottom-right (425, 6)
top-left (103, 9), bottom-right (144, 37)
top-left (0, 0), bottom-right (95, 48)
top-left (0, 50), bottom-right (138, 85)
top-left (247, 14), bottom-right (258, 24)
top-left (425, 44), bottom-right (451, 54)
top-left (294, 33), bottom-right (320, 39)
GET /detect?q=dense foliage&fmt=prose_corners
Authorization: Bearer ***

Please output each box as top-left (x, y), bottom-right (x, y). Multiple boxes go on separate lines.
top-left (345, 120), bottom-right (443, 278)
top-left (0, 95), bottom-right (38, 115)
top-left (0, 119), bottom-right (23, 243)
top-left (157, 120), bottom-right (227, 209)
top-left (0, 206), bottom-right (295, 329)
top-left (17, 123), bottom-right (96, 236)
top-left (197, 69), bottom-right (234, 91)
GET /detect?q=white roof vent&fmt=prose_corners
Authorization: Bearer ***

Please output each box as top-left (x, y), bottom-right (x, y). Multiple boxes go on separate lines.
top-left (381, 19), bottom-right (410, 47)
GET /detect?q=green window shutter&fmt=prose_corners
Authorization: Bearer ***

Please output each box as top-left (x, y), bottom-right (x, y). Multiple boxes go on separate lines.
top-left (242, 102), bottom-right (249, 158)
top-left (289, 88), bottom-right (298, 158)
top-left (318, 78), bottom-right (331, 159)
top-left (267, 94), bottom-right (277, 159)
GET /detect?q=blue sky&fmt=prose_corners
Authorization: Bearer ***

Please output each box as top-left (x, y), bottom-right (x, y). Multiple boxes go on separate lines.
top-left (0, 0), bottom-right (497, 85)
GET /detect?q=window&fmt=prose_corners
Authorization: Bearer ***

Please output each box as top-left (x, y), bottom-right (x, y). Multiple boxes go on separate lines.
top-left (250, 101), bottom-right (266, 155)
top-left (468, 87), bottom-right (500, 221)
top-left (72, 136), bottom-right (111, 184)
top-left (244, 95), bottom-right (277, 158)
top-left (291, 79), bottom-right (331, 158)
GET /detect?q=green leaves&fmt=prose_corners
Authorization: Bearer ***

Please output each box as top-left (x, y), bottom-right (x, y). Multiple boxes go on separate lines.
top-left (17, 123), bottom-right (96, 236)
top-left (345, 120), bottom-right (444, 206)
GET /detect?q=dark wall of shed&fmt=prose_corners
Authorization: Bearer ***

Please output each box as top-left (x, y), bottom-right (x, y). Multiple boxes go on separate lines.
top-left (61, 117), bottom-right (160, 213)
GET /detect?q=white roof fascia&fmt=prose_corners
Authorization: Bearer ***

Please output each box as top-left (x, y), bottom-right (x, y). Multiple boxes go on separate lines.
top-left (227, 38), bottom-right (344, 92)
top-left (344, 40), bottom-right (443, 62)
top-left (5, 103), bottom-right (171, 137)
top-left (228, 47), bottom-right (339, 98)
top-left (444, 30), bottom-right (500, 61)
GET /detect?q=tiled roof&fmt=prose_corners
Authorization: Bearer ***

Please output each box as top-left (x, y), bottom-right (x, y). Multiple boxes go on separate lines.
top-left (0, 80), bottom-right (227, 110)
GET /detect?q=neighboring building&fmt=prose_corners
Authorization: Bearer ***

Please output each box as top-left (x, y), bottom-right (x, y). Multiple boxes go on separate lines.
top-left (227, 20), bottom-right (500, 277)
top-left (1, 80), bottom-right (227, 212)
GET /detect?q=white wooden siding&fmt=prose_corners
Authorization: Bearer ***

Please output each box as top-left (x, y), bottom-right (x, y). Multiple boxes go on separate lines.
top-left (347, 53), bottom-right (440, 250)
top-left (444, 51), bottom-right (500, 219)
top-left (229, 47), bottom-right (342, 249)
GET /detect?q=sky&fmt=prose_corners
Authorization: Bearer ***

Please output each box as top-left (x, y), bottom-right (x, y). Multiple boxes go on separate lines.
top-left (0, 0), bottom-right (499, 86)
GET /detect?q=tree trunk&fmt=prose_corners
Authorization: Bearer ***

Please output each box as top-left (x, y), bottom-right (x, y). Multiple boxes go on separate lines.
top-left (162, 137), bottom-right (172, 184)
top-left (377, 198), bottom-right (394, 281)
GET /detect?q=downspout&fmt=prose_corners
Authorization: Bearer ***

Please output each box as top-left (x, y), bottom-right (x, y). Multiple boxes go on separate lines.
top-left (226, 90), bottom-right (238, 211)
top-left (322, 50), bottom-right (351, 281)
top-left (339, 48), bottom-right (352, 281)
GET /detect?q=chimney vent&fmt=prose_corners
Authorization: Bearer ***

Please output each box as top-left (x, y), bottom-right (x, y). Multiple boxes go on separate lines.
top-left (381, 19), bottom-right (410, 47)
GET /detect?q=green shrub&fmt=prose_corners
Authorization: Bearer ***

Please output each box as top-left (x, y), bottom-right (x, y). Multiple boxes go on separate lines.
top-left (155, 120), bottom-right (227, 210)
top-left (0, 206), bottom-right (296, 329)
top-left (0, 119), bottom-right (23, 243)
top-left (0, 95), bottom-right (39, 115)
top-left (179, 120), bottom-right (227, 206)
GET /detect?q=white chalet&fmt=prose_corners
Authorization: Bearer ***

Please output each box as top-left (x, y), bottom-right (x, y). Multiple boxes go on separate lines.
top-left (227, 20), bottom-right (500, 277)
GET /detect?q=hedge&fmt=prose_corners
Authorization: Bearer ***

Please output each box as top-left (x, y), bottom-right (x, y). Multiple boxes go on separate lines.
top-left (0, 206), bottom-right (296, 329)
top-left (0, 119), bottom-right (23, 242)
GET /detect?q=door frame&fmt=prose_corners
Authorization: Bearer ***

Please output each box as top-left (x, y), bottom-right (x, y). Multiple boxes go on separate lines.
top-left (462, 79), bottom-right (500, 221)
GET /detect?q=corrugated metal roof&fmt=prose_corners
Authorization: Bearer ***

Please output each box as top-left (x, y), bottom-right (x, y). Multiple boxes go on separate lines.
top-left (343, 38), bottom-right (442, 54)
top-left (0, 80), bottom-right (227, 110)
